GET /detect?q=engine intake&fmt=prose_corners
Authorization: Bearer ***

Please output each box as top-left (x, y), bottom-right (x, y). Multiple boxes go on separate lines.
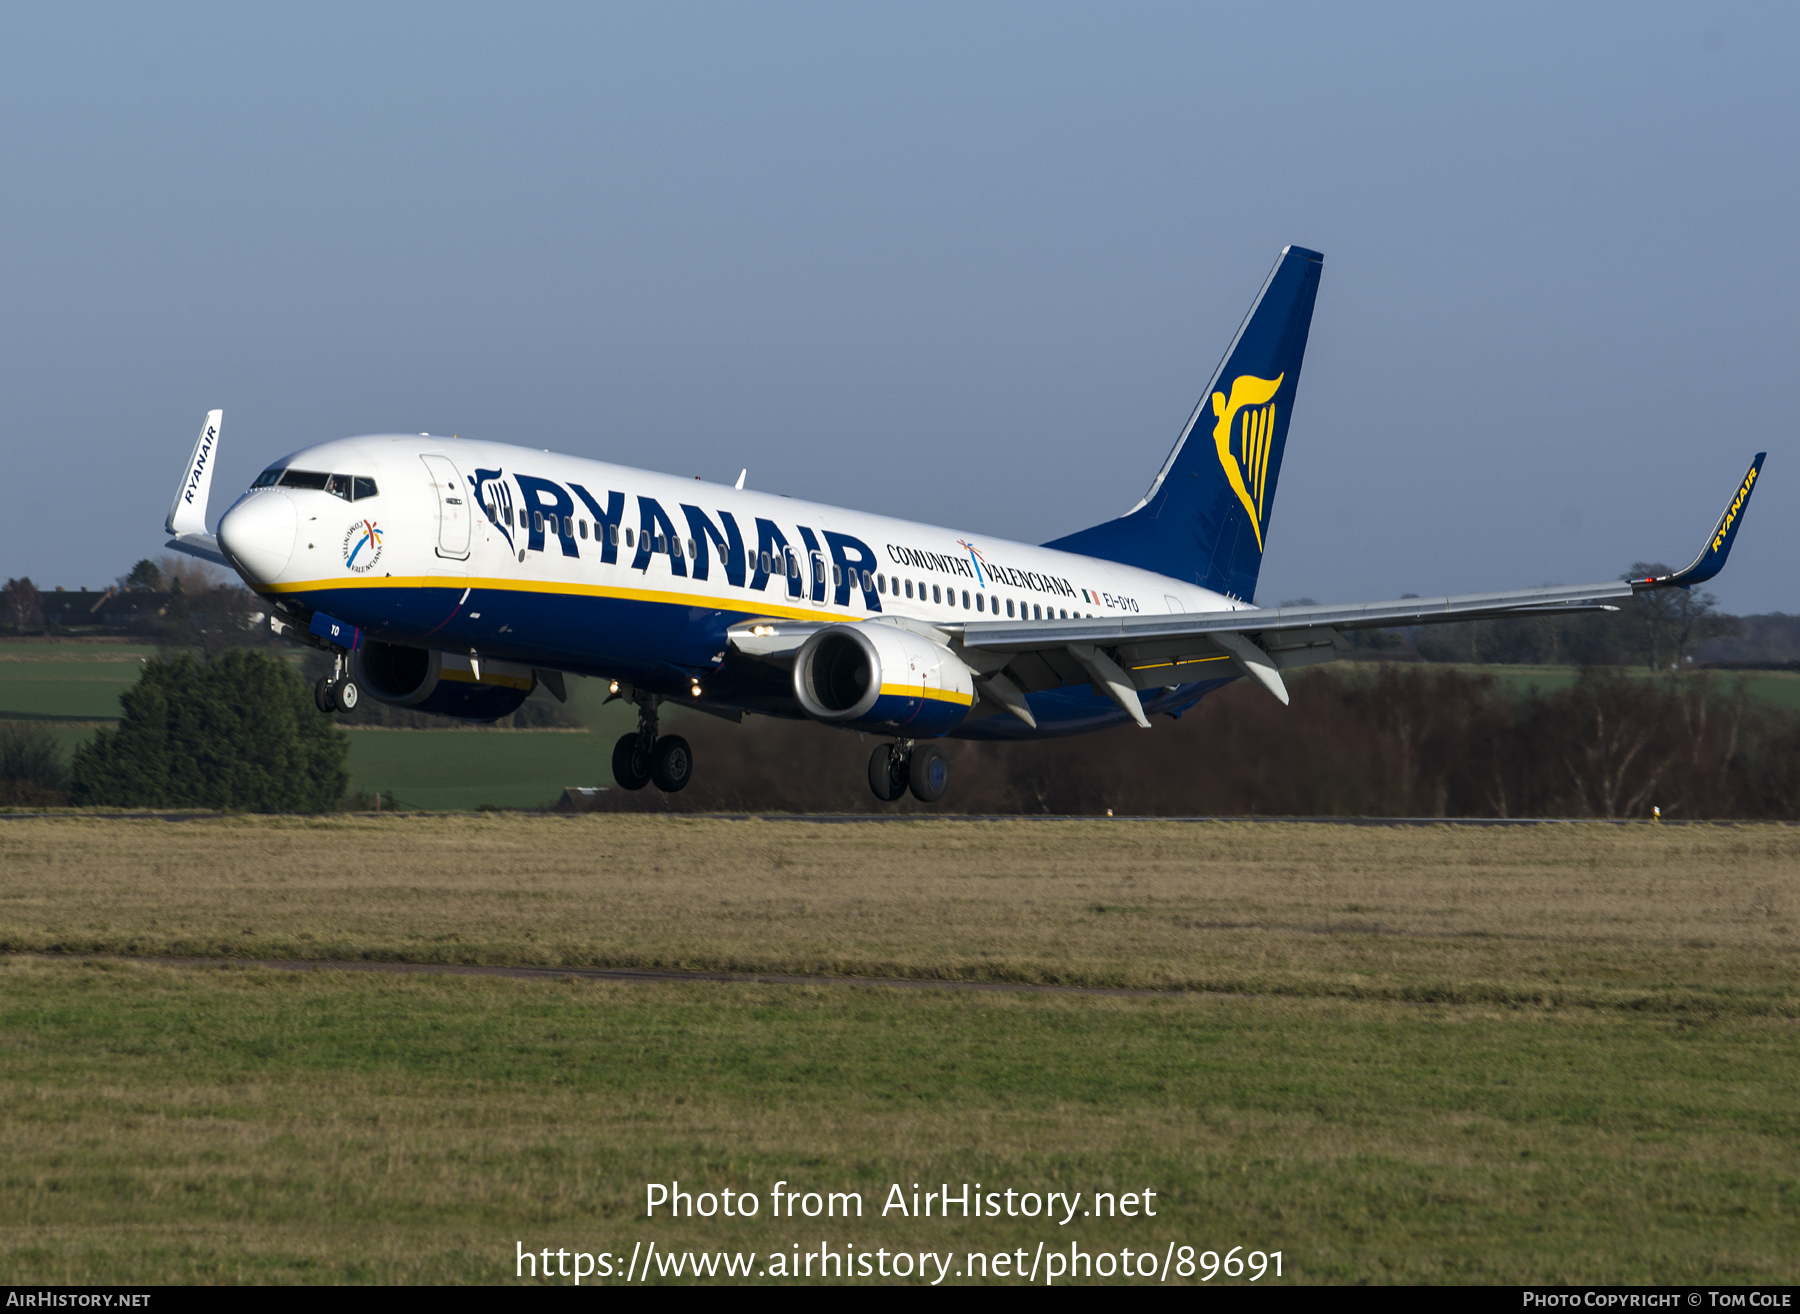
top-left (353, 640), bottom-right (537, 722)
top-left (792, 623), bottom-right (973, 736)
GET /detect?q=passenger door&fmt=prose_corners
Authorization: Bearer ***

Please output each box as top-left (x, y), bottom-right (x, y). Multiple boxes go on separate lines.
top-left (420, 454), bottom-right (471, 560)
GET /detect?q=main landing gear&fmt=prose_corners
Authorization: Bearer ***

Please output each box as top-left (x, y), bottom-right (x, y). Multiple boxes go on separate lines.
top-left (868, 740), bottom-right (948, 804)
top-left (313, 653), bottom-right (360, 715)
top-left (612, 693), bottom-right (692, 793)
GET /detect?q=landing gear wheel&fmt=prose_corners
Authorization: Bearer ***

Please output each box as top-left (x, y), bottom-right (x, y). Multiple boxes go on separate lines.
top-left (907, 743), bottom-right (949, 803)
top-left (868, 743), bottom-right (907, 802)
top-left (314, 676), bottom-right (337, 714)
top-left (332, 678), bottom-right (360, 714)
top-left (611, 734), bottom-right (651, 791)
top-left (650, 734), bottom-right (692, 793)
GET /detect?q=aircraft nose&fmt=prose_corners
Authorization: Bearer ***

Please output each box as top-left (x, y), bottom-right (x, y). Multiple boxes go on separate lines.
top-left (218, 492), bottom-right (297, 583)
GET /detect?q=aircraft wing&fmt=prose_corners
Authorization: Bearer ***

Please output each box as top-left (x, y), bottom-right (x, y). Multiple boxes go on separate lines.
top-left (956, 452), bottom-right (1766, 723)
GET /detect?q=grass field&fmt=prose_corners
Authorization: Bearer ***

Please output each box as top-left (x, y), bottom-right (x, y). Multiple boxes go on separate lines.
top-left (1, 817), bottom-right (1796, 1283)
top-left (7, 639), bottom-right (1799, 809)
top-left (0, 642), bottom-right (157, 722)
top-left (1339, 661), bottom-right (1800, 712)
top-left (341, 727), bottom-right (618, 810)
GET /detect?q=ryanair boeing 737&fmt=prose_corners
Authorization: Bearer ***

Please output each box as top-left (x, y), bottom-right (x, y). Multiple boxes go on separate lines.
top-left (163, 246), bottom-right (1765, 803)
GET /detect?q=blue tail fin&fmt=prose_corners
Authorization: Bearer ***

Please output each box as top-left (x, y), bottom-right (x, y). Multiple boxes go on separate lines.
top-left (1045, 244), bottom-right (1323, 601)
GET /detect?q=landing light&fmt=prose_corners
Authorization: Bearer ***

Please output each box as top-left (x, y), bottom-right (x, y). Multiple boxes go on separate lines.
top-left (608, 680), bottom-right (619, 694)
top-left (690, 685), bottom-right (702, 697)
top-left (751, 624), bottom-right (776, 636)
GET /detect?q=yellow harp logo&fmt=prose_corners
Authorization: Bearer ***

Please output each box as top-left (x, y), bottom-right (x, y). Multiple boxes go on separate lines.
top-left (1211, 373), bottom-right (1283, 551)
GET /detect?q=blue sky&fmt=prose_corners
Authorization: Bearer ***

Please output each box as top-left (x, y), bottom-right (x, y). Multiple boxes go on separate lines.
top-left (2, 2), bottom-right (1794, 612)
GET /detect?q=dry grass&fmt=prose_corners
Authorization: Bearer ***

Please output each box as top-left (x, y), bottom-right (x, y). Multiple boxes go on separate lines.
top-left (1, 815), bottom-right (1797, 1012)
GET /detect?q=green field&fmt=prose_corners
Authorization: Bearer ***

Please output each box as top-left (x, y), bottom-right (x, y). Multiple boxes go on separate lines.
top-left (0, 640), bottom-right (646, 810)
top-left (5, 961), bottom-right (1793, 1285)
top-left (6, 639), bottom-right (1800, 809)
top-left (0, 642), bottom-right (158, 722)
top-left (343, 727), bottom-right (622, 809)
top-left (1465, 663), bottom-right (1800, 710)
top-left (0, 816), bottom-right (1795, 1284)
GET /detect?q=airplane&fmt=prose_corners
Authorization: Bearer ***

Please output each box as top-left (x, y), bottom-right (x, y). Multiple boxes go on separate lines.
top-left (163, 245), bottom-right (1765, 804)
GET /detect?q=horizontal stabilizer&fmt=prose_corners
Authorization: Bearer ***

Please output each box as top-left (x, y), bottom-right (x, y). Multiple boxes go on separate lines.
top-left (165, 531), bottom-right (229, 568)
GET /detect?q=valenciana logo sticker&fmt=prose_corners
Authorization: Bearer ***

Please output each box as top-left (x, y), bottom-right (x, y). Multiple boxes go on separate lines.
top-left (342, 519), bottom-right (384, 574)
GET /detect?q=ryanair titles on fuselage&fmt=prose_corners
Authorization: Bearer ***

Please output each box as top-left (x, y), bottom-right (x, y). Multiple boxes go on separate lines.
top-left (465, 464), bottom-right (1145, 612)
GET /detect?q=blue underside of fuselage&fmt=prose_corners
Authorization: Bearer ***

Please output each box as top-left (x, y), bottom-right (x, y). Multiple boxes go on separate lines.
top-left (284, 583), bottom-right (1236, 739)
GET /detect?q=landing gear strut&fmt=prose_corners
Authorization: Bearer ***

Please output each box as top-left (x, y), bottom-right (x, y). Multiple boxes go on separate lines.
top-left (612, 692), bottom-right (692, 793)
top-left (867, 740), bottom-right (949, 804)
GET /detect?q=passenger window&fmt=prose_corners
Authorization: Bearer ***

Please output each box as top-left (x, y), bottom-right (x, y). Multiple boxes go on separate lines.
top-left (789, 552), bottom-right (800, 579)
top-left (861, 570), bottom-right (872, 592)
top-left (932, 585), bottom-right (941, 604)
top-left (580, 520), bottom-right (587, 539)
top-left (252, 468), bottom-right (284, 489)
top-left (533, 512), bottom-right (544, 533)
top-left (832, 564), bottom-right (842, 587)
top-left (904, 580), bottom-right (913, 599)
top-left (975, 593), bottom-right (984, 612)
top-left (1033, 604), bottom-right (1042, 620)
top-left (961, 590), bottom-right (969, 609)
top-left (609, 524), bottom-right (619, 545)
top-left (625, 528), bottom-right (635, 547)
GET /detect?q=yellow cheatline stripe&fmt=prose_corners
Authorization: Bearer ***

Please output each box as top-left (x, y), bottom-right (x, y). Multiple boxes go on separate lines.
top-left (878, 682), bottom-right (974, 707)
top-left (1128, 653), bottom-right (1232, 673)
top-left (257, 574), bottom-right (849, 625)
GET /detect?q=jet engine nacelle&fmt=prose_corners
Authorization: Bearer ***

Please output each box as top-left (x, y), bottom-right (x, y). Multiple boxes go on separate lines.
top-left (792, 622), bottom-right (974, 736)
top-left (353, 640), bottom-right (537, 722)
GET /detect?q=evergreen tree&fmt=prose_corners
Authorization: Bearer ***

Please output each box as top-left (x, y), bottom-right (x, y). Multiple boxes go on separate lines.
top-left (118, 559), bottom-right (167, 592)
top-left (70, 650), bottom-right (349, 811)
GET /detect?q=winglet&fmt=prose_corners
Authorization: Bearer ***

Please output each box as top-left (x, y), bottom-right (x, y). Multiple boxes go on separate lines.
top-left (1633, 453), bottom-right (1765, 590)
top-left (166, 409), bottom-right (223, 537)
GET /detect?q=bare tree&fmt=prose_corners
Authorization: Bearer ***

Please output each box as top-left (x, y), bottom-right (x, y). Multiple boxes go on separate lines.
top-left (2, 577), bottom-right (43, 633)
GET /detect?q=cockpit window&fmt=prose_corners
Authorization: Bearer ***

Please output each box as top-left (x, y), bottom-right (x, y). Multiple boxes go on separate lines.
top-left (260, 470), bottom-right (379, 501)
top-left (323, 473), bottom-right (380, 501)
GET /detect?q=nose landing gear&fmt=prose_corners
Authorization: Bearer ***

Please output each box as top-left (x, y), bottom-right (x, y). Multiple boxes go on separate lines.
top-left (867, 740), bottom-right (949, 804)
top-left (313, 653), bottom-right (360, 715)
top-left (611, 692), bottom-right (692, 793)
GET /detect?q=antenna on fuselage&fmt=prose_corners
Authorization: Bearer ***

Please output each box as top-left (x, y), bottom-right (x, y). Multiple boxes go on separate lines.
top-left (735, 469), bottom-right (747, 490)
